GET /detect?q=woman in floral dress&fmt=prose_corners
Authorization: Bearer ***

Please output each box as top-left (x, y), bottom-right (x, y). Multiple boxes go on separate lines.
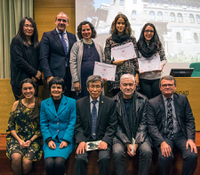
top-left (6, 78), bottom-right (42, 175)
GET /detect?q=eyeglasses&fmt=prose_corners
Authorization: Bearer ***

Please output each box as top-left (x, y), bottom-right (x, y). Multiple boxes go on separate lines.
top-left (57, 19), bottom-right (67, 23)
top-left (144, 30), bottom-right (154, 33)
top-left (24, 24), bottom-right (33, 28)
top-left (161, 84), bottom-right (174, 87)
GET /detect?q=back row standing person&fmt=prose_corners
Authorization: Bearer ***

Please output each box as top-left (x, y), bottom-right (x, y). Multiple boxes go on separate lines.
top-left (40, 12), bottom-right (77, 97)
top-left (137, 23), bottom-right (167, 99)
top-left (104, 13), bottom-right (139, 97)
top-left (70, 21), bottom-right (105, 99)
top-left (10, 17), bottom-right (42, 100)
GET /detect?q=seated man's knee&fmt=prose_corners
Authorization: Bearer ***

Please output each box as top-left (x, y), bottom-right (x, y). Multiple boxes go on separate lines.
top-left (159, 154), bottom-right (174, 163)
top-left (112, 143), bottom-right (125, 159)
top-left (75, 153), bottom-right (88, 163)
top-left (184, 151), bottom-right (198, 162)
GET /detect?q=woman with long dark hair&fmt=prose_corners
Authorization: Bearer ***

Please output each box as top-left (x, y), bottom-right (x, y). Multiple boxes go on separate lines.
top-left (6, 78), bottom-right (42, 175)
top-left (137, 23), bottom-right (167, 99)
top-left (104, 14), bottom-right (139, 96)
top-left (10, 17), bottom-right (42, 100)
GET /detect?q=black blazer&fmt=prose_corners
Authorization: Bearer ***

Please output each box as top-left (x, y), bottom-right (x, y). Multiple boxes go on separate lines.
top-left (147, 93), bottom-right (195, 147)
top-left (75, 95), bottom-right (117, 146)
top-left (10, 36), bottom-right (41, 88)
top-left (40, 29), bottom-right (77, 79)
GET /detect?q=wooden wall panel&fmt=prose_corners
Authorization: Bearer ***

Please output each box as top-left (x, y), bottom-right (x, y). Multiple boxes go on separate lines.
top-left (34, 0), bottom-right (76, 40)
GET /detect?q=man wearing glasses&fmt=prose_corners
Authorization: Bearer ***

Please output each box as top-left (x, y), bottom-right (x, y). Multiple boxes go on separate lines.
top-left (40, 12), bottom-right (77, 97)
top-left (74, 75), bottom-right (117, 175)
top-left (147, 75), bottom-right (198, 175)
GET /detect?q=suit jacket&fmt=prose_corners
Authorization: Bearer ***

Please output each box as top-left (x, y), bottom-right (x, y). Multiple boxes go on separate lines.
top-left (40, 28), bottom-right (77, 79)
top-left (113, 91), bottom-right (150, 145)
top-left (40, 95), bottom-right (76, 144)
top-left (147, 93), bottom-right (195, 147)
top-left (10, 36), bottom-right (41, 88)
top-left (75, 95), bottom-right (117, 146)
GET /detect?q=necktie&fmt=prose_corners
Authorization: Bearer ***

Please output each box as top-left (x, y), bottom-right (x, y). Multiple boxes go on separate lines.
top-left (60, 33), bottom-right (68, 55)
top-left (167, 98), bottom-right (173, 139)
top-left (91, 100), bottom-right (97, 139)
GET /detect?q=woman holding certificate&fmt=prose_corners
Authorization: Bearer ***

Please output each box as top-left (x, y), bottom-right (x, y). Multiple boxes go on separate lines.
top-left (104, 14), bottom-right (139, 96)
top-left (70, 21), bottom-right (105, 99)
top-left (137, 23), bottom-right (167, 99)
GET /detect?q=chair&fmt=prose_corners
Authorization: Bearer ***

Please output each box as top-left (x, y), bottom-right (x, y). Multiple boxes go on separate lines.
top-left (189, 62), bottom-right (200, 77)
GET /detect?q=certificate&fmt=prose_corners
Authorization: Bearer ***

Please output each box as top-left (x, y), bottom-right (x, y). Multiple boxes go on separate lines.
top-left (93, 62), bottom-right (116, 81)
top-left (111, 42), bottom-right (137, 61)
top-left (86, 140), bottom-right (102, 151)
top-left (138, 54), bottom-right (161, 73)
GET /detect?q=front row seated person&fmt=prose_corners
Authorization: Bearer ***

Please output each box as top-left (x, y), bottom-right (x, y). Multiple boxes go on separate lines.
top-left (147, 75), bottom-right (198, 175)
top-left (112, 74), bottom-right (152, 175)
top-left (6, 78), bottom-right (42, 175)
top-left (40, 77), bottom-right (76, 175)
top-left (74, 75), bottom-right (117, 175)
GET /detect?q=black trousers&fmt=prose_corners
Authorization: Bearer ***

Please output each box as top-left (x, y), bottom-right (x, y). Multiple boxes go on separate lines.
top-left (75, 146), bottom-right (110, 175)
top-left (157, 133), bottom-right (198, 175)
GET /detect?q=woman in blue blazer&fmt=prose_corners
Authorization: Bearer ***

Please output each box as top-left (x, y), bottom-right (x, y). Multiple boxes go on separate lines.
top-left (40, 77), bottom-right (76, 175)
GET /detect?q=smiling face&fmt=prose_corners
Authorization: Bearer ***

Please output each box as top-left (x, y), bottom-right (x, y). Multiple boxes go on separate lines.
top-left (116, 17), bottom-right (125, 35)
top-left (21, 83), bottom-right (35, 99)
top-left (55, 13), bottom-right (69, 33)
top-left (120, 78), bottom-right (136, 99)
top-left (23, 19), bottom-right (34, 38)
top-left (81, 24), bottom-right (92, 40)
top-left (50, 84), bottom-right (63, 99)
top-left (144, 25), bottom-right (154, 43)
top-left (159, 79), bottom-right (176, 98)
top-left (87, 81), bottom-right (102, 101)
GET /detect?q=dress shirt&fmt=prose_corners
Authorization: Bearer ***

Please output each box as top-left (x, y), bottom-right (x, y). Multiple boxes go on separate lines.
top-left (56, 28), bottom-right (69, 55)
top-left (90, 96), bottom-right (100, 117)
top-left (162, 95), bottom-right (181, 134)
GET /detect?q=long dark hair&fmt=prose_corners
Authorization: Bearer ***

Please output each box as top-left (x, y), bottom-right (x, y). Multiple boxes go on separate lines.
top-left (137, 23), bottom-right (162, 51)
top-left (110, 14), bottom-right (132, 35)
top-left (77, 21), bottom-right (96, 40)
top-left (17, 17), bottom-right (39, 48)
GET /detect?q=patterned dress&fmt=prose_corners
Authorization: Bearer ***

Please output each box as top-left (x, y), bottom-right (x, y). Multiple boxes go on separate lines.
top-left (104, 36), bottom-right (139, 92)
top-left (6, 100), bottom-right (42, 161)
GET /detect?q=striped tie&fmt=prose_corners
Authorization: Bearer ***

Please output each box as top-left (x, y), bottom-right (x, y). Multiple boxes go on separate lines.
top-left (167, 98), bottom-right (173, 139)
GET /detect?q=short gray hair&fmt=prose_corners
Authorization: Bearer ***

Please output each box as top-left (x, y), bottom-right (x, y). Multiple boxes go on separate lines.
top-left (55, 12), bottom-right (69, 23)
top-left (120, 74), bottom-right (135, 84)
top-left (159, 75), bottom-right (176, 86)
top-left (86, 75), bottom-right (104, 88)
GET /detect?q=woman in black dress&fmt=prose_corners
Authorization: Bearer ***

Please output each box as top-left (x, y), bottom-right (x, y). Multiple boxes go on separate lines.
top-left (10, 17), bottom-right (42, 100)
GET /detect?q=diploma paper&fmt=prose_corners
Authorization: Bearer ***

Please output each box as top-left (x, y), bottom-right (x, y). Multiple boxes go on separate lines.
top-left (138, 54), bottom-right (161, 73)
top-left (131, 138), bottom-right (135, 154)
top-left (86, 140), bottom-right (102, 151)
top-left (111, 42), bottom-right (137, 61)
top-left (93, 62), bottom-right (116, 81)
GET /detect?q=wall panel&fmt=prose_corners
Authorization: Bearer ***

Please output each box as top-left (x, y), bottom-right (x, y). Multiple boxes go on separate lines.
top-left (34, 0), bottom-right (75, 40)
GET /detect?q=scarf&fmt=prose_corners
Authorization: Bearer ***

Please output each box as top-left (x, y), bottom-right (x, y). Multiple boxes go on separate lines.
top-left (112, 33), bottom-right (130, 43)
top-left (138, 42), bottom-right (157, 58)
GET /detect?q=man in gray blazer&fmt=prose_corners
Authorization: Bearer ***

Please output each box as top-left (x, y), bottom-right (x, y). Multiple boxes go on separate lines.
top-left (147, 75), bottom-right (198, 175)
top-left (112, 74), bottom-right (152, 175)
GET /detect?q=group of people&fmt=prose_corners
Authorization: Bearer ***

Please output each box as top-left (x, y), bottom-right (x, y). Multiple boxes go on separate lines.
top-left (6, 11), bottom-right (198, 175)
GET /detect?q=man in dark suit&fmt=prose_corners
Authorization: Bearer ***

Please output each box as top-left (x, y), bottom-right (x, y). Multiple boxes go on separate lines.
top-left (40, 12), bottom-right (77, 97)
top-left (147, 75), bottom-right (198, 175)
top-left (75, 75), bottom-right (117, 175)
top-left (112, 74), bottom-right (152, 175)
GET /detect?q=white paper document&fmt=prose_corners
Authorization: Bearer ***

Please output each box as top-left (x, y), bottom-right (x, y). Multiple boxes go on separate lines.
top-left (86, 140), bottom-right (102, 151)
top-left (131, 138), bottom-right (135, 154)
top-left (138, 54), bottom-right (161, 73)
top-left (93, 62), bottom-right (116, 81)
top-left (111, 42), bottom-right (137, 61)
